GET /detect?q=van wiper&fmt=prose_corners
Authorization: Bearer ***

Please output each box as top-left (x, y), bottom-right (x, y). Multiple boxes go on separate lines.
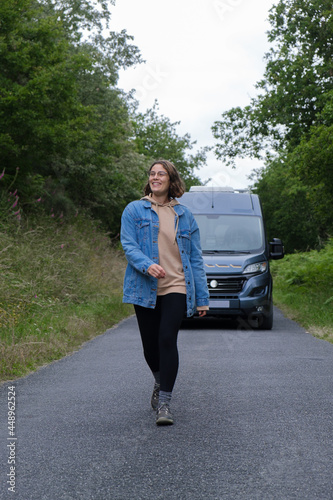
top-left (202, 250), bottom-right (222, 254)
top-left (203, 249), bottom-right (251, 254)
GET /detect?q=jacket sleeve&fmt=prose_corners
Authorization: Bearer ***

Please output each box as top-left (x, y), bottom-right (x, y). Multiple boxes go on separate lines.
top-left (120, 204), bottom-right (154, 275)
top-left (188, 213), bottom-right (210, 307)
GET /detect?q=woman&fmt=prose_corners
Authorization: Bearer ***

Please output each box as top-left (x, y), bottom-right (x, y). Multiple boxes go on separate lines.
top-left (120, 160), bottom-right (209, 425)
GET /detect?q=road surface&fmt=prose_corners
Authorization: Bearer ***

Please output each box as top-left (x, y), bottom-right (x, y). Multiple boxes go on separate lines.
top-left (1, 307), bottom-right (333, 499)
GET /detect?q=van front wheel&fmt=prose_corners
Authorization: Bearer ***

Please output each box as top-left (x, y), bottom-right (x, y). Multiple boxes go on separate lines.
top-left (258, 309), bottom-right (273, 330)
top-left (247, 306), bottom-right (273, 330)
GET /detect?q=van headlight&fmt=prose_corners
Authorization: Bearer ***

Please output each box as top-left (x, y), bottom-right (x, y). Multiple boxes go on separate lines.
top-left (243, 262), bottom-right (267, 274)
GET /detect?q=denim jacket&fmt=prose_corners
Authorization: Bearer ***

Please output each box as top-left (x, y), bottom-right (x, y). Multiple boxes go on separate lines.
top-left (120, 199), bottom-right (209, 317)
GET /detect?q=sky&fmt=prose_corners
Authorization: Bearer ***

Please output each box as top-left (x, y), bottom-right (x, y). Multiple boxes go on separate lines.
top-left (109, 0), bottom-right (277, 188)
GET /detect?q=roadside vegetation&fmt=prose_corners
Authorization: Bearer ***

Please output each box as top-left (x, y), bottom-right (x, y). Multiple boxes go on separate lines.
top-left (0, 214), bottom-right (133, 382)
top-left (271, 240), bottom-right (333, 343)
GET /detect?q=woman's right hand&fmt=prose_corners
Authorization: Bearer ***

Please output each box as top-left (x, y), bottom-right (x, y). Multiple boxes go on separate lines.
top-left (148, 264), bottom-right (166, 279)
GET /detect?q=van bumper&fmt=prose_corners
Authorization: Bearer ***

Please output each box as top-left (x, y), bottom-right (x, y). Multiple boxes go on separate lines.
top-left (204, 272), bottom-right (273, 323)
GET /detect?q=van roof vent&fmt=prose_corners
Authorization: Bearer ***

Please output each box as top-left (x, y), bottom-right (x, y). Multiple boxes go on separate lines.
top-left (189, 186), bottom-right (250, 193)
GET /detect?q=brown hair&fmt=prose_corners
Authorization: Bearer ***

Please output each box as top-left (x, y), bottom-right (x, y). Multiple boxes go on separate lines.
top-left (144, 160), bottom-right (186, 198)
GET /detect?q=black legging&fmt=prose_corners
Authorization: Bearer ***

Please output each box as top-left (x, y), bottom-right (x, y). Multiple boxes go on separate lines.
top-left (134, 293), bottom-right (187, 393)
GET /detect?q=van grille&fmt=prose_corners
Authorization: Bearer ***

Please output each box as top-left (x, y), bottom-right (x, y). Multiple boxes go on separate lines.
top-left (207, 276), bottom-right (246, 296)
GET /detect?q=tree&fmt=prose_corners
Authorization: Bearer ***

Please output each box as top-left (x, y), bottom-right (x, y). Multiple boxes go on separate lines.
top-left (212, 0), bottom-right (333, 251)
top-left (0, 0), bottom-right (145, 232)
top-left (212, 0), bottom-right (333, 166)
top-left (132, 102), bottom-right (209, 190)
top-left (0, 0), bottom-right (209, 236)
top-left (251, 90), bottom-right (333, 251)
top-left (0, 0), bottom-right (88, 179)
top-left (287, 90), bottom-right (333, 235)
top-left (251, 160), bottom-right (321, 253)
top-left (40, 0), bottom-right (143, 80)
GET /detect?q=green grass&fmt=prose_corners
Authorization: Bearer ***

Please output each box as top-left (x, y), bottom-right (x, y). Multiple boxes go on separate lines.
top-left (271, 239), bottom-right (333, 343)
top-left (0, 214), bottom-right (133, 382)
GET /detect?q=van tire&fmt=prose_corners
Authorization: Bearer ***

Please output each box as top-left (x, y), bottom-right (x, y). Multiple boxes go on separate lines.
top-left (258, 311), bottom-right (273, 330)
top-left (248, 306), bottom-right (273, 330)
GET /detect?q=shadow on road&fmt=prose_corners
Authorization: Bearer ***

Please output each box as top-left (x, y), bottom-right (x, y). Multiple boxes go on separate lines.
top-left (181, 317), bottom-right (242, 331)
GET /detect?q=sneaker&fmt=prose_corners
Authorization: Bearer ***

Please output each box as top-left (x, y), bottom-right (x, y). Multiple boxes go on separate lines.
top-left (151, 383), bottom-right (160, 410)
top-left (156, 403), bottom-right (174, 425)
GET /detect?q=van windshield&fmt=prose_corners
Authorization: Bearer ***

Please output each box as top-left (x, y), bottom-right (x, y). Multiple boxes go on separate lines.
top-left (194, 214), bottom-right (265, 253)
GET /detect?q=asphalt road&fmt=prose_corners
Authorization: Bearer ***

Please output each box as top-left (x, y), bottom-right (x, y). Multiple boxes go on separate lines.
top-left (1, 307), bottom-right (333, 500)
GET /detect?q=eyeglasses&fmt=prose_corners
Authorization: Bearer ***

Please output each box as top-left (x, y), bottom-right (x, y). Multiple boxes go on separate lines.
top-left (148, 171), bottom-right (169, 178)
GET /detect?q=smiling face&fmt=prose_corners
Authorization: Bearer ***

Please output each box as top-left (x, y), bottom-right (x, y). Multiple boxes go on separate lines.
top-left (149, 163), bottom-right (170, 200)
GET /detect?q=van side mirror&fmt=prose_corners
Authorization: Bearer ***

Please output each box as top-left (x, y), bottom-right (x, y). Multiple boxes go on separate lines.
top-left (269, 238), bottom-right (284, 260)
